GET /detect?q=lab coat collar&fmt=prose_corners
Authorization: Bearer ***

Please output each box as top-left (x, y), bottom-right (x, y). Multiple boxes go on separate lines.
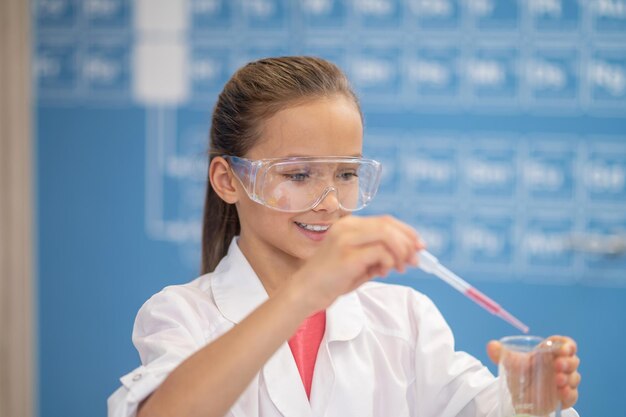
top-left (326, 291), bottom-right (365, 342)
top-left (211, 237), bottom-right (366, 343)
top-left (212, 237), bottom-right (269, 324)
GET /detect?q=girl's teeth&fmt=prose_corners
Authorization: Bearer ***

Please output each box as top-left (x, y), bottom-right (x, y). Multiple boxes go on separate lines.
top-left (296, 222), bottom-right (330, 232)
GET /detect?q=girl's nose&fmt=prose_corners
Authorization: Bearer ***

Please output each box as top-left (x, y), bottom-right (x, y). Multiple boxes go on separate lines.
top-left (312, 187), bottom-right (340, 212)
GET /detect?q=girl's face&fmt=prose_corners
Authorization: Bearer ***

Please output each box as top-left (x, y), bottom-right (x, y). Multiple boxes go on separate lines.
top-left (235, 95), bottom-right (363, 266)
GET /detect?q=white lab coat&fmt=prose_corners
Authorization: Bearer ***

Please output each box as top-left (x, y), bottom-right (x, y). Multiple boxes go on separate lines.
top-left (108, 238), bottom-right (579, 417)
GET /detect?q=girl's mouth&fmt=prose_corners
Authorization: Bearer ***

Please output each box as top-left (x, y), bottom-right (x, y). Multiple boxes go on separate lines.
top-left (295, 222), bottom-right (331, 232)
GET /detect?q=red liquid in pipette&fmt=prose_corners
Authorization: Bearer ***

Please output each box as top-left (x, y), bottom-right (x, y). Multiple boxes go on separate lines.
top-left (417, 250), bottom-right (529, 333)
top-left (466, 287), bottom-right (529, 333)
top-left (466, 287), bottom-right (500, 314)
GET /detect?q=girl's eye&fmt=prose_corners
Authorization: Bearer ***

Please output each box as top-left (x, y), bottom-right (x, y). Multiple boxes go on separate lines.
top-left (283, 172), bottom-right (310, 182)
top-left (338, 171), bottom-right (358, 181)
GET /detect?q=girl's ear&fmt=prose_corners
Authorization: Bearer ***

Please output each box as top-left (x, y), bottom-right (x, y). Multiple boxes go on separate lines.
top-left (209, 157), bottom-right (240, 204)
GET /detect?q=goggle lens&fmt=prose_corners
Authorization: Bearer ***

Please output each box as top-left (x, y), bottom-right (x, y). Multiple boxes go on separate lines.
top-left (227, 156), bottom-right (381, 212)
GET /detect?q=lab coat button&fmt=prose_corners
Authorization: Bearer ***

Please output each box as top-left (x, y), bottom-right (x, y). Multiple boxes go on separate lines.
top-left (132, 373), bottom-right (142, 381)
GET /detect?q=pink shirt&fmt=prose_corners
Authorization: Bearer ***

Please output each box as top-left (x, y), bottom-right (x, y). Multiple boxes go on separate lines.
top-left (288, 310), bottom-right (326, 399)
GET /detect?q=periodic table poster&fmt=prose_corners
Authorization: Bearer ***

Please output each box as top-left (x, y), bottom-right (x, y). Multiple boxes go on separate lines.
top-left (34, 1), bottom-right (625, 416)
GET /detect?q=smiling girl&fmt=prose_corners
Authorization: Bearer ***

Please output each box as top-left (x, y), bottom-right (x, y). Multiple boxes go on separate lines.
top-left (108, 56), bottom-right (580, 417)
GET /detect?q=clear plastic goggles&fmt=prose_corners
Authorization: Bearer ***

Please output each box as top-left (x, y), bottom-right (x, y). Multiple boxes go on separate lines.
top-left (224, 155), bottom-right (382, 212)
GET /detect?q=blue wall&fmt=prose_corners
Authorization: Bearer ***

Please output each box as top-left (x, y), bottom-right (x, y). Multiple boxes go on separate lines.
top-left (35, 1), bottom-right (625, 416)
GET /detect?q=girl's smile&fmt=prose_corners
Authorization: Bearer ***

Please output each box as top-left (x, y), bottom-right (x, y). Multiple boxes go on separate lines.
top-left (293, 221), bottom-right (332, 242)
top-left (294, 222), bottom-right (331, 233)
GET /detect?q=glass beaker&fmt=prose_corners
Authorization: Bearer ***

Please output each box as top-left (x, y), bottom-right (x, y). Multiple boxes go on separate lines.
top-left (498, 335), bottom-right (561, 417)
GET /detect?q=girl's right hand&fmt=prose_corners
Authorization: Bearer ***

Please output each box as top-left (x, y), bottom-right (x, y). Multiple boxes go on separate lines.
top-left (290, 215), bottom-right (425, 312)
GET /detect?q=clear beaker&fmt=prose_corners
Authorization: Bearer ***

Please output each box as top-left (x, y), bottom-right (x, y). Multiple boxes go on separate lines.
top-left (498, 335), bottom-right (561, 417)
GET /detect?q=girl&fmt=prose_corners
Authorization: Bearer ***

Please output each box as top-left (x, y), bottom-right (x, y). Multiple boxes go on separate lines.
top-left (108, 56), bottom-right (580, 417)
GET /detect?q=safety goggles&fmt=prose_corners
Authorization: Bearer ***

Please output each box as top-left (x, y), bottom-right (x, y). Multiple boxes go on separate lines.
top-left (224, 155), bottom-right (382, 212)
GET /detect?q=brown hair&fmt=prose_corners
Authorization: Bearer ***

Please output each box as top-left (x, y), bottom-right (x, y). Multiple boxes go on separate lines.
top-left (201, 56), bottom-right (361, 273)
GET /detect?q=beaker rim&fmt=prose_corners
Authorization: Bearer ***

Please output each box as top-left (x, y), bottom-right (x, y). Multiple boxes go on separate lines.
top-left (499, 335), bottom-right (562, 353)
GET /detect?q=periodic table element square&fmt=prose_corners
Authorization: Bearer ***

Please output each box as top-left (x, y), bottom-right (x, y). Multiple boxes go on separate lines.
top-left (466, 0), bottom-right (520, 32)
top-left (133, 40), bottom-right (189, 105)
top-left (526, 0), bottom-right (581, 32)
top-left (402, 138), bottom-right (459, 196)
top-left (353, 0), bottom-right (403, 27)
top-left (407, 44), bottom-right (461, 101)
top-left (175, 118), bottom-right (212, 183)
top-left (523, 139), bottom-right (576, 200)
top-left (134, 0), bottom-right (188, 32)
top-left (190, 0), bottom-right (233, 30)
top-left (36, 0), bottom-right (77, 29)
top-left (465, 141), bottom-right (517, 198)
top-left (299, 0), bottom-right (348, 28)
top-left (522, 212), bottom-right (575, 270)
top-left (465, 44), bottom-right (521, 105)
top-left (582, 212), bottom-right (626, 285)
top-left (589, 0), bottom-right (626, 34)
top-left (363, 138), bottom-right (400, 194)
top-left (350, 46), bottom-right (402, 97)
top-left (36, 40), bottom-right (79, 94)
top-left (588, 46), bottom-right (626, 110)
top-left (462, 212), bottom-right (514, 265)
top-left (360, 201), bottom-right (410, 236)
top-left (410, 209), bottom-right (457, 262)
top-left (584, 140), bottom-right (626, 202)
top-left (408, 0), bottom-right (462, 30)
top-left (243, 0), bottom-right (288, 29)
top-left (83, 41), bottom-right (130, 93)
top-left (526, 45), bottom-right (580, 107)
top-left (189, 46), bottom-right (230, 97)
top-left (83, 0), bottom-right (130, 29)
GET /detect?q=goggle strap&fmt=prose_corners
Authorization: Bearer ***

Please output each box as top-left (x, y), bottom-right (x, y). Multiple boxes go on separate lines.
top-left (228, 156), bottom-right (255, 199)
top-left (248, 161), bottom-right (260, 198)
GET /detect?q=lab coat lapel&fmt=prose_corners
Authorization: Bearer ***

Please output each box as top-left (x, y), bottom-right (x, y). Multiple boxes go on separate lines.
top-left (262, 292), bottom-right (366, 417)
top-left (309, 338), bottom-right (334, 416)
top-left (310, 292), bottom-right (366, 416)
top-left (263, 343), bottom-right (312, 417)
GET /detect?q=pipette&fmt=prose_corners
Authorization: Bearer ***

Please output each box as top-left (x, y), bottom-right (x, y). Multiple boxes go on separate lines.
top-left (418, 250), bottom-right (529, 334)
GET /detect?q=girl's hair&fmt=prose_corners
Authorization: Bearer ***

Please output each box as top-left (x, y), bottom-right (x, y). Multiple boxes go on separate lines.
top-left (201, 56), bottom-right (361, 273)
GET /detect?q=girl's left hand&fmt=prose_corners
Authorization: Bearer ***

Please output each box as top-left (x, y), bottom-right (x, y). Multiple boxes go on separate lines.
top-left (487, 335), bottom-right (581, 410)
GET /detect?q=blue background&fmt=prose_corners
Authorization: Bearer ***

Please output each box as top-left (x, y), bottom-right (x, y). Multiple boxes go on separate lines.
top-left (34, 1), bottom-right (625, 416)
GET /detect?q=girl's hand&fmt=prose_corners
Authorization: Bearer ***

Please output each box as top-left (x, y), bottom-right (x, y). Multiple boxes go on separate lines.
top-left (290, 215), bottom-right (424, 311)
top-left (487, 336), bottom-right (580, 410)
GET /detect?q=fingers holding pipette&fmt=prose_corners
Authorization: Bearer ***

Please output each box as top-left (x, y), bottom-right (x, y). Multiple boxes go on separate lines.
top-left (291, 215), bottom-right (424, 311)
top-left (360, 243), bottom-right (398, 279)
top-left (338, 216), bottom-right (422, 272)
top-left (374, 216), bottom-right (418, 272)
top-left (383, 216), bottom-right (425, 271)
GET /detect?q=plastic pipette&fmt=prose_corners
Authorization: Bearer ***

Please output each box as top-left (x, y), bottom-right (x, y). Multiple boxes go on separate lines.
top-left (418, 250), bottom-right (529, 333)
